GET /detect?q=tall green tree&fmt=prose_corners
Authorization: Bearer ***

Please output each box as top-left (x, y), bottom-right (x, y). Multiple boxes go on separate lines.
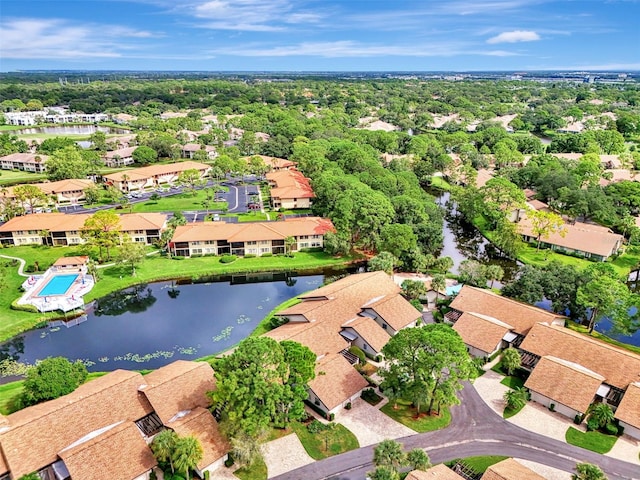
top-left (117, 240), bottom-right (147, 276)
top-left (81, 210), bottom-right (122, 261)
top-left (21, 357), bottom-right (88, 406)
top-left (177, 168), bottom-right (205, 194)
top-left (46, 146), bottom-right (91, 181)
top-left (501, 347), bottom-right (521, 376)
top-left (173, 435), bottom-right (203, 480)
top-left (373, 440), bottom-right (407, 470)
top-left (13, 184), bottom-right (47, 214)
top-left (151, 430), bottom-right (178, 474)
top-left (504, 387), bottom-right (528, 411)
top-left (369, 252), bottom-right (398, 275)
top-left (406, 449), bottom-right (431, 471)
top-left (588, 403), bottom-right (614, 430)
top-left (528, 209), bottom-right (566, 251)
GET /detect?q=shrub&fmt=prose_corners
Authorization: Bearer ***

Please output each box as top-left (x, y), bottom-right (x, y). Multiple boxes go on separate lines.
top-left (328, 413), bottom-right (335, 421)
top-left (410, 299), bottom-right (423, 312)
top-left (361, 388), bottom-right (383, 405)
top-left (574, 414), bottom-right (583, 425)
top-left (604, 423), bottom-right (618, 435)
top-left (204, 471), bottom-right (210, 480)
top-left (149, 470), bottom-right (157, 480)
top-left (10, 300), bottom-right (39, 313)
top-left (307, 420), bottom-right (327, 434)
top-left (171, 256), bottom-right (185, 261)
top-left (549, 403), bottom-right (555, 412)
top-left (224, 455), bottom-right (235, 468)
top-left (348, 346), bottom-right (366, 365)
top-left (244, 254), bottom-right (256, 258)
top-left (220, 255), bottom-right (237, 264)
top-left (586, 417), bottom-right (600, 431)
top-left (261, 252), bottom-right (273, 257)
top-left (345, 402), bottom-right (352, 410)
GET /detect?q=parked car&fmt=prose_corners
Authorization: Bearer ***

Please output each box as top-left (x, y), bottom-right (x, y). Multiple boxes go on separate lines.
top-left (213, 214), bottom-right (220, 221)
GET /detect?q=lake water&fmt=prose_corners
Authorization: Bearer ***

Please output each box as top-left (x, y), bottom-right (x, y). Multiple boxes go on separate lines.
top-left (8, 125), bottom-right (129, 135)
top-left (3, 272), bottom-right (327, 372)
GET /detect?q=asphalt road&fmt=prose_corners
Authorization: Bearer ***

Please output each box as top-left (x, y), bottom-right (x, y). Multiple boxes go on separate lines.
top-left (273, 384), bottom-right (640, 480)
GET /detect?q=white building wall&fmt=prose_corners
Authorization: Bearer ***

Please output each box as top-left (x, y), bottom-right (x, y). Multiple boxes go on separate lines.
top-left (530, 391), bottom-right (581, 419)
top-left (619, 421), bottom-right (640, 441)
top-left (197, 455), bottom-right (228, 478)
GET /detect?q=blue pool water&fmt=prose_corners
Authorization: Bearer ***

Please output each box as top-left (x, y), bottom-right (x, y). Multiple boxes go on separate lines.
top-left (38, 274), bottom-right (79, 296)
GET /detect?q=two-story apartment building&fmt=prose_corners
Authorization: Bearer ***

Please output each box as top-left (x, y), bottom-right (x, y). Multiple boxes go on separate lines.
top-left (0, 212), bottom-right (166, 246)
top-left (103, 146), bottom-right (137, 167)
top-left (0, 152), bottom-right (49, 173)
top-left (169, 216), bottom-right (334, 257)
top-left (266, 169), bottom-right (315, 209)
top-left (3, 179), bottom-right (94, 207)
top-left (104, 161), bottom-right (210, 193)
top-left (181, 143), bottom-right (217, 160)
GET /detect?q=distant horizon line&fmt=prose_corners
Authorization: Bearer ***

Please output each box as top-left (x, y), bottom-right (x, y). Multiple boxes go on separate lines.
top-left (2, 69), bottom-right (639, 74)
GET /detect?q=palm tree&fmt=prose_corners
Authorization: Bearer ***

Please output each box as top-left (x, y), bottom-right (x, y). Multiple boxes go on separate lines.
top-left (572, 462), bottom-right (608, 480)
top-left (150, 429), bottom-right (178, 474)
top-left (373, 439), bottom-right (407, 470)
top-left (406, 448), bottom-right (431, 471)
top-left (504, 387), bottom-right (528, 411)
top-left (368, 466), bottom-right (400, 480)
top-left (285, 236), bottom-right (296, 257)
top-left (501, 347), bottom-right (521, 376)
top-left (173, 435), bottom-right (203, 480)
top-left (486, 264), bottom-right (504, 289)
top-left (431, 274), bottom-right (446, 302)
top-left (588, 403), bottom-right (614, 430)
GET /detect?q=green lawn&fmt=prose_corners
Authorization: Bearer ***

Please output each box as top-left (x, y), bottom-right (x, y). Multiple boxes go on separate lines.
top-left (428, 176), bottom-right (452, 191)
top-left (250, 296), bottom-right (302, 337)
top-left (290, 421), bottom-right (359, 460)
top-left (225, 211), bottom-right (270, 222)
top-left (124, 190), bottom-right (226, 213)
top-left (0, 245), bottom-right (359, 343)
top-left (380, 399), bottom-right (451, 432)
top-left (0, 169), bottom-right (47, 186)
top-left (447, 456), bottom-right (508, 474)
top-left (565, 426), bottom-right (618, 454)
top-left (500, 376), bottom-right (525, 390)
top-left (234, 456), bottom-right (267, 480)
top-left (503, 403), bottom-right (526, 419)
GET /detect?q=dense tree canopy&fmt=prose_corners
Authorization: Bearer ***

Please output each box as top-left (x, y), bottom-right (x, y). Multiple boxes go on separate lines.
top-left (21, 357), bottom-right (88, 406)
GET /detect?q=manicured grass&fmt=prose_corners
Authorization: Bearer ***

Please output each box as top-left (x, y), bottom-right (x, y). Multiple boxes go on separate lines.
top-left (0, 371), bottom-right (108, 415)
top-left (565, 426), bottom-right (618, 454)
top-left (225, 211), bottom-right (270, 222)
top-left (234, 456), bottom-right (267, 480)
top-left (447, 456), bottom-right (508, 474)
top-left (380, 399), bottom-right (451, 433)
top-left (429, 176), bottom-right (452, 191)
top-left (0, 169), bottom-right (47, 186)
top-left (500, 376), bottom-right (525, 390)
top-left (124, 190), bottom-right (226, 213)
top-left (250, 296), bottom-right (302, 337)
top-left (503, 403), bottom-right (526, 419)
top-left (290, 421), bottom-right (359, 460)
top-left (0, 245), bottom-right (359, 343)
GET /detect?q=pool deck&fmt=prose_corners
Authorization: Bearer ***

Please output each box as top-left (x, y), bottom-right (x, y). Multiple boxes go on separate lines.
top-left (18, 271), bottom-right (95, 313)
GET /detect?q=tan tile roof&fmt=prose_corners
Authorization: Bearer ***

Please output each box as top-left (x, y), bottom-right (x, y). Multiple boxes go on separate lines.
top-left (308, 354), bottom-right (369, 411)
top-left (342, 316), bottom-right (391, 353)
top-left (449, 286), bottom-right (564, 335)
top-left (0, 152), bottom-right (49, 164)
top-left (614, 382), bottom-right (640, 429)
top-left (244, 155), bottom-right (297, 170)
top-left (104, 146), bottom-right (137, 159)
top-left (366, 294), bottom-right (421, 331)
top-left (519, 323), bottom-right (640, 390)
top-left (524, 356), bottom-right (604, 413)
top-left (0, 212), bottom-right (166, 234)
top-left (476, 169), bottom-right (494, 188)
top-left (140, 361), bottom-right (215, 424)
top-left (171, 216), bottom-right (334, 243)
top-left (297, 271), bottom-right (397, 301)
top-left (58, 422), bottom-right (156, 480)
top-left (119, 212), bottom-right (167, 231)
top-left (481, 458), bottom-right (546, 480)
top-left (452, 312), bottom-right (513, 355)
top-left (407, 464), bottom-right (465, 480)
top-left (263, 320), bottom-right (350, 357)
top-left (0, 370), bottom-right (153, 478)
top-left (2, 179), bottom-right (94, 198)
top-left (104, 161), bottom-right (210, 182)
top-left (517, 216), bottom-right (623, 258)
top-left (267, 169), bottom-right (315, 199)
top-left (169, 407), bottom-right (229, 470)
top-left (53, 256), bottom-right (89, 266)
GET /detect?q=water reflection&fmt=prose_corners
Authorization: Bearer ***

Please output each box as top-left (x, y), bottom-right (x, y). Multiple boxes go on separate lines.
top-left (94, 284), bottom-right (157, 316)
top-left (8, 125), bottom-right (129, 135)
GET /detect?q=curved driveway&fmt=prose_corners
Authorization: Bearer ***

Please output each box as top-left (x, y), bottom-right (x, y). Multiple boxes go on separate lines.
top-left (273, 384), bottom-right (640, 480)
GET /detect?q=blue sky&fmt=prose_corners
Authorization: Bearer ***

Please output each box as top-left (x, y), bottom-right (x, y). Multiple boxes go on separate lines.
top-left (1, 0), bottom-right (639, 72)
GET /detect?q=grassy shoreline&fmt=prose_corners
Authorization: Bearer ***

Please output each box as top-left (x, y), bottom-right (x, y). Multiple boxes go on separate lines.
top-left (0, 245), bottom-right (362, 343)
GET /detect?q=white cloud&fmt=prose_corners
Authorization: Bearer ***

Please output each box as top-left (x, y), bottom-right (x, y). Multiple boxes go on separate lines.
top-left (487, 30), bottom-right (540, 43)
top-left (0, 18), bottom-right (159, 59)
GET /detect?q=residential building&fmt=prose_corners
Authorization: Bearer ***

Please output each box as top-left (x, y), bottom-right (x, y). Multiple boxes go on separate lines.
top-left (169, 216), bottom-right (334, 257)
top-left (519, 322), bottom-right (640, 423)
top-left (446, 285), bottom-right (565, 353)
top-left (4, 110), bottom-right (108, 126)
top-left (480, 458), bottom-right (546, 480)
top-left (104, 161), bottom-right (210, 192)
top-left (614, 382), bottom-right (640, 440)
top-left (243, 155), bottom-right (297, 171)
top-left (103, 146), bottom-right (137, 167)
top-left (111, 113), bottom-right (138, 124)
top-left (181, 143), bottom-right (217, 160)
top-left (264, 271), bottom-right (420, 416)
top-left (406, 465), bottom-right (464, 480)
top-left (0, 360), bottom-right (228, 480)
top-left (517, 216), bottom-right (623, 261)
top-left (266, 169), bottom-right (315, 209)
top-left (2, 179), bottom-right (94, 206)
top-left (0, 212), bottom-right (167, 246)
top-left (0, 152), bottom-right (49, 173)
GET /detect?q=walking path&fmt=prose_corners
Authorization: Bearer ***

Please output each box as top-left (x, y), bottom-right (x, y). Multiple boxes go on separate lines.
top-left (0, 254), bottom-right (28, 276)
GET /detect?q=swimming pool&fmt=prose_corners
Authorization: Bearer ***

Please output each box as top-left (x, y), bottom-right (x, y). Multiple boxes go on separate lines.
top-left (38, 274), bottom-right (79, 297)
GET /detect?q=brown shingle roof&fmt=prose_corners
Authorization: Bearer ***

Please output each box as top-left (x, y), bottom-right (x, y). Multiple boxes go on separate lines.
top-left (267, 169), bottom-right (315, 199)
top-left (263, 320), bottom-right (349, 357)
top-left (244, 155), bottom-right (297, 170)
top-left (449, 286), bottom-right (564, 335)
top-left (452, 312), bottom-right (513, 355)
top-left (104, 161), bottom-right (210, 182)
top-left (517, 216), bottom-right (623, 258)
top-left (407, 464), bottom-right (465, 480)
top-left (481, 458), bottom-right (546, 480)
top-left (2, 179), bottom-right (94, 198)
top-left (0, 212), bottom-right (166, 234)
top-left (308, 354), bottom-right (368, 411)
top-left (366, 294), bottom-right (421, 331)
top-left (520, 323), bottom-right (640, 390)
top-left (169, 407), bottom-right (229, 470)
top-left (119, 212), bottom-right (167, 231)
top-left (614, 382), bottom-right (640, 429)
top-left (524, 356), bottom-right (604, 413)
top-left (171, 217), bottom-right (334, 243)
top-left (58, 422), bottom-right (156, 480)
top-left (0, 152), bottom-right (49, 164)
top-left (104, 146), bottom-right (137, 159)
top-left (0, 370), bottom-right (153, 478)
top-left (342, 316), bottom-right (391, 353)
top-left (53, 256), bottom-right (89, 267)
top-left (140, 361), bottom-right (215, 424)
